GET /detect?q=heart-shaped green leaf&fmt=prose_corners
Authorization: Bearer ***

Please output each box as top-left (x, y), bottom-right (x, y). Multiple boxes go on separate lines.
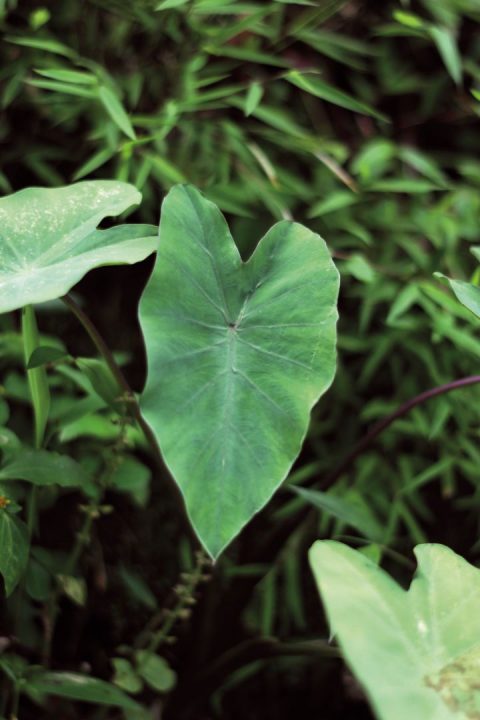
top-left (0, 181), bottom-right (158, 314)
top-left (139, 185), bottom-right (339, 558)
top-left (309, 541), bottom-right (480, 720)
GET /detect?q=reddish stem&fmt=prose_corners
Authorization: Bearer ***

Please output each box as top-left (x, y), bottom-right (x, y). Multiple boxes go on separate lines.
top-left (318, 375), bottom-right (480, 490)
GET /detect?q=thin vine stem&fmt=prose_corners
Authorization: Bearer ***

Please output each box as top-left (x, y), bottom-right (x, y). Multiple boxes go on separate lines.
top-left (317, 374), bottom-right (480, 491)
top-left (62, 293), bottom-right (163, 469)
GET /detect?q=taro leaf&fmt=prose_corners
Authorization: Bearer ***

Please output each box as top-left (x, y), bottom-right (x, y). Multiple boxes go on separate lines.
top-left (0, 510), bottom-right (29, 596)
top-left (26, 671), bottom-right (142, 711)
top-left (309, 541), bottom-right (480, 720)
top-left (139, 184), bottom-right (339, 558)
top-left (0, 181), bottom-right (158, 314)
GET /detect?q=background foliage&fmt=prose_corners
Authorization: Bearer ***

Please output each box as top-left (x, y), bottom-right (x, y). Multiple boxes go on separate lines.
top-left (1, 0), bottom-right (480, 718)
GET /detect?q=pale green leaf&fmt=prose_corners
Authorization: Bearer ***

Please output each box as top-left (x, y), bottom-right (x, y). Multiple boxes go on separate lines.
top-left (428, 27), bottom-right (462, 85)
top-left (244, 81), bottom-right (264, 116)
top-left (34, 68), bottom-right (98, 85)
top-left (5, 35), bottom-right (76, 57)
top-left (309, 541), bottom-right (480, 720)
top-left (72, 148), bottom-right (116, 181)
top-left (155, 0), bottom-right (189, 9)
top-left (308, 191), bottom-right (358, 217)
top-left (25, 78), bottom-right (96, 98)
top-left (139, 185), bottom-right (339, 557)
top-left (0, 181), bottom-right (157, 314)
top-left (98, 86), bottom-right (136, 140)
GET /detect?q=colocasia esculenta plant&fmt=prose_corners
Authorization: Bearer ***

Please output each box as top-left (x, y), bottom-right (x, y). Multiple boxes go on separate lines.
top-left (0, 179), bottom-right (339, 712)
top-left (1, 180), bottom-right (480, 720)
top-left (0, 178), bottom-right (339, 583)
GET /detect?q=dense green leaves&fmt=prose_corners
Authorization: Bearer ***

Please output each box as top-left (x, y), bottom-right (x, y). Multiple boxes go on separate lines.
top-left (309, 541), bottom-right (480, 720)
top-left (0, 181), bottom-right (157, 314)
top-left (140, 185), bottom-right (339, 557)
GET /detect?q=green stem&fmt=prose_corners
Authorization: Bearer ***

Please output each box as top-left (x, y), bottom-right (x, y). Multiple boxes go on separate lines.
top-left (42, 505), bottom-right (97, 666)
top-left (62, 293), bottom-right (163, 469)
top-left (10, 682), bottom-right (20, 719)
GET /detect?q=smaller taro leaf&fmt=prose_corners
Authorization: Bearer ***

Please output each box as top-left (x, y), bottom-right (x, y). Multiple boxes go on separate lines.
top-left (309, 541), bottom-right (480, 720)
top-left (0, 510), bottom-right (29, 596)
top-left (139, 185), bottom-right (339, 558)
top-left (0, 181), bottom-right (158, 314)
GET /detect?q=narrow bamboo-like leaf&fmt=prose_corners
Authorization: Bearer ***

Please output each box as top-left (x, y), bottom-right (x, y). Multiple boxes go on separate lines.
top-left (244, 81), bottom-right (264, 116)
top-left (293, 486), bottom-right (384, 541)
top-left (34, 68), bottom-right (98, 85)
top-left (26, 672), bottom-right (142, 710)
top-left (285, 70), bottom-right (388, 122)
top-left (0, 181), bottom-right (157, 314)
top-left (139, 185), bottom-right (339, 557)
top-left (309, 541), bottom-right (480, 720)
top-left (5, 35), bottom-right (76, 57)
top-left (155, 0), bottom-right (189, 8)
top-left (98, 86), bottom-right (136, 140)
top-left (435, 273), bottom-right (480, 319)
top-left (0, 511), bottom-right (29, 596)
top-left (72, 148), bottom-right (116, 181)
top-left (428, 27), bottom-right (462, 85)
top-left (22, 306), bottom-right (49, 448)
top-left (25, 78), bottom-right (96, 98)
top-left (367, 179), bottom-right (444, 193)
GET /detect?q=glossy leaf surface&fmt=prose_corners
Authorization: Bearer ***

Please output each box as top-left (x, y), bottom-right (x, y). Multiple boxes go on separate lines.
top-left (140, 185), bottom-right (339, 557)
top-left (309, 541), bottom-right (480, 720)
top-left (0, 181), bottom-right (157, 314)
